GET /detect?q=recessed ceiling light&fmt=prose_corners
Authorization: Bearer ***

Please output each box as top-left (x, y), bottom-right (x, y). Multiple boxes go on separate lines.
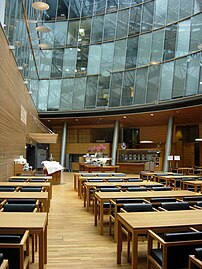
top-left (149, 61), bottom-right (160, 65)
top-left (32, 2), bottom-right (49, 11)
top-left (36, 26), bottom-right (50, 33)
top-left (18, 66), bottom-right (23, 70)
top-left (195, 138), bottom-right (202, 142)
top-left (123, 116), bottom-right (127, 119)
top-left (140, 140), bottom-right (153, 144)
top-left (150, 113), bottom-right (154, 116)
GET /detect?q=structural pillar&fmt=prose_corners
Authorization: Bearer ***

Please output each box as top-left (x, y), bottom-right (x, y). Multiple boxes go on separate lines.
top-left (111, 120), bottom-right (119, 166)
top-left (60, 122), bottom-right (67, 167)
top-left (163, 116), bottom-right (174, 172)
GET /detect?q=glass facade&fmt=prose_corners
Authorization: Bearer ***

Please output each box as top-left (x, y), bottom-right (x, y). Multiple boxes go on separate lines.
top-left (3, 0), bottom-right (202, 112)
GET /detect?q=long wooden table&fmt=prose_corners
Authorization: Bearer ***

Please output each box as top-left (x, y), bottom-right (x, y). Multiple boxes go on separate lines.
top-left (81, 164), bottom-right (119, 173)
top-left (181, 180), bottom-right (202, 192)
top-left (0, 212), bottom-right (48, 269)
top-left (94, 190), bottom-right (201, 235)
top-left (84, 181), bottom-right (163, 211)
top-left (117, 210), bottom-right (202, 269)
top-left (155, 175), bottom-right (199, 189)
top-left (0, 181), bottom-right (52, 202)
top-left (0, 192), bottom-right (49, 212)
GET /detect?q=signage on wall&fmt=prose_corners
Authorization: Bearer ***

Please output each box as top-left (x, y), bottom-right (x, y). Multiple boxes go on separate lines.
top-left (21, 105), bottom-right (27, 125)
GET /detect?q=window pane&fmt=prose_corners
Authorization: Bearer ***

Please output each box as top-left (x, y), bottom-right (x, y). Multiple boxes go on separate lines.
top-left (67, 20), bottom-right (79, 46)
top-left (136, 32), bottom-right (152, 66)
top-left (78, 18), bottom-right (91, 45)
top-left (94, 0), bottom-right (106, 14)
top-left (172, 57), bottom-right (187, 98)
top-left (38, 50), bottom-right (52, 79)
top-left (87, 45), bottom-right (102, 75)
top-left (38, 81), bottom-right (49, 111)
top-left (167, 0), bottom-right (180, 24)
top-left (194, 0), bottom-right (202, 14)
top-left (72, 78), bottom-right (86, 109)
top-left (175, 19), bottom-right (191, 57)
top-left (119, 0), bottom-right (131, 9)
top-left (150, 29), bottom-right (164, 62)
top-left (185, 54), bottom-right (200, 96)
top-left (125, 36), bottom-right (139, 69)
top-left (103, 13), bottom-right (116, 41)
top-left (128, 5), bottom-right (141, 36)
top-left (116, 9), bottom-right (129, 38)
top-left (51, 49), bottom-right (64, 78)
top-left (121, 70), bottom-right (135, 106)
top-left (109, 72), bottom-right (123, 107)
top-left (113, 39), bottom-right (126, 72)
top-left (48, 80), bottom-right (61, 111)
top-left (91, 15), bottom-right (104, 43)
top-left (97, 75), bottom-right (110, 107)
top-left (141, 1), bottom-right (154, 33)
top-left (54, 21), bottom-right (68, 47)
top-left (69, 0), bottom-right (82, 18)
top-left (134, 67), bottom-right (148, 104)
top-left (179, 0), bottom-right (193, 19)
top-left (159, 61), bottom-right (174, 100)
top-left (60, 79), bottom-right (74, 110)
top-left (153, 0), bottom-right (167, 29)
top-left (146, 65), bottom-right (160, 103)
top-left (100, 42), bottom-right (114, 75)
top-left (189, 13), bottom-right (202, 53)
top-left (81, 0), bottom-right (94, 16)
top-left (75, 46), bottom-right (89, 76)
top-left (85, 76), bottom-right (98, 108)
top-left (62, 48), bottom-right (77, 77)
top-left (163, 24), bottom-right (177, 61)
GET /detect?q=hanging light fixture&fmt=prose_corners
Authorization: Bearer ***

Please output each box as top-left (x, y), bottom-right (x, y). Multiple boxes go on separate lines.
top-left (36, 26), bottom-right (50, 33)
top-left (32, 1), bottom-right (49, 11)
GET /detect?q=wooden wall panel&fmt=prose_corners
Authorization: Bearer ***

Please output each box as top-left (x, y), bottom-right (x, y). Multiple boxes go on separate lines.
top-left (0, 27), bottom-right (39, 180)
top-left (140, 125), bottom-right (168, 143)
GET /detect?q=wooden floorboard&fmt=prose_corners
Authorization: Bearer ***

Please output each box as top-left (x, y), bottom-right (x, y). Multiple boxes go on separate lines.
top-left (30, 172), bottom-right (147, 269)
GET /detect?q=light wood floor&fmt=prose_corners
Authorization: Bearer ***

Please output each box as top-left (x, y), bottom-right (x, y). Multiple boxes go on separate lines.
top-left (30, 172), bottom-right (147, 269)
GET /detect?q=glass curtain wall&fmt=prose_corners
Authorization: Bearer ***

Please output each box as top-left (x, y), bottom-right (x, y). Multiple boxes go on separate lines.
top-left (3, 0), bottom-right (202, 112)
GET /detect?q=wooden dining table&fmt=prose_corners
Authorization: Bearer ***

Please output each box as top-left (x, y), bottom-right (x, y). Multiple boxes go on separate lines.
top-left (0, 192), bottom-right (49, 212)
top-left (83, 181), bottom-right (163, 211)
top-left (117, 210), bottom-right (202, 269)
top-left (181, 180), bottom-right (202, 192)
top-left (0, 212), bottom-right (48, 269)
top-left (154, 175), bottom-right (199, 189)
top-left (94, 190), bottom-right (201, 235)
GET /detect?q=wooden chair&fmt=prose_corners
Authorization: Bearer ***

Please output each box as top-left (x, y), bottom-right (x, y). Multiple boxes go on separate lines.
top-left (149, 197), bottom-right (177, 208)
top-left (0, 230), bottom-right (29, 269)
top-left (158, 201), bottom-right (194, 211)
top-left (151, 186), bottom-right (172, 191)
top-left (189, 248), bottom-right (202, 268)
top-left (147, 229), bottom-right (202, 269)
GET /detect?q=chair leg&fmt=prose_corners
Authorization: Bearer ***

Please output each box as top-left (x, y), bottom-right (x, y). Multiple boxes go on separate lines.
top-left (127, 231), bottom-right (131, 263)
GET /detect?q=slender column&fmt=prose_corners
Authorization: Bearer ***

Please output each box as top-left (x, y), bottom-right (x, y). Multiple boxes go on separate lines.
top-left (111, 120), bottom-right (119, 166)
top-left (60, 122), bottom-right (67, 167)
top-left (163, 116), bottom-right (174, 172)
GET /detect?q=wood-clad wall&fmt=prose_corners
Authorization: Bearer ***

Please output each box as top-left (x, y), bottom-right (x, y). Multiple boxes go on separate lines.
top-left (0, 26), bottom-right (39, 180)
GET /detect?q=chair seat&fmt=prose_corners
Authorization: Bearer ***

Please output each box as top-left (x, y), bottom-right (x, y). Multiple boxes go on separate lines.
top-left (151, 249), bottom-right (162, 266)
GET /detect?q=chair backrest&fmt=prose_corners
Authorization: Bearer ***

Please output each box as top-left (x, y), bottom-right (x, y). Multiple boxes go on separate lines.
top-left (29, 179), bottom-right (46, 182)
top-left (195, 248), bottom-right (202, 261)
top-left (87, 179), bottom-right (104, 182)
top-left (106, 178), bottom-right (124, 182)
top-left (0, 187), bottom-right (16, 192)
top-left (8, 178), bottom-right (26, 182)
top-left (181, 177), bottom-right (197, 181)
top-left (3, 203), bottom-right (36, 212)
top-left (112, 173), bottom-right (125, 177)
top-left (163, 231), bottom-right (202, 242)
top-left (115, 198), bottom-right (146, 204)
top-left (7, 199), bottom-right (37, 204)
top-left (20, 187), bottom-right (42, 192)
top-left (122, 203), bottom-right (153, 212)
top-left (96, 173), bottom-right (110, 177)
top-left (152, 186), bottom-right (172, 191)
top-left (160, 201), bottom-right (190, 211)
top-left (99, 187), bottom-right (121, 192)
top-left (183, 196), bottom-right (202, 201)
top-left (196, 201), bottom-right (202, 207)
top-left (126, 178), bottom-right (143, 182)
top-left (150, 197), bottom-right (177, 203)
top-left (126, 187), bottom-right (147, 192)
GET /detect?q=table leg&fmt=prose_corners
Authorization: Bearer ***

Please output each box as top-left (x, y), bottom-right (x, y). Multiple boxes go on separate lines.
top-left (94, 196), bottom-right (98, 226)
top-left (39, 230), bottom-right (44, 269)
top-left (117, 218), bottom-right (122, 264)
top-left (83, 186), bottom-right (86, 208)
top-left (131, 232), bottom-right (138, 269)
top-left (100, 202), bottom-right (104, 235)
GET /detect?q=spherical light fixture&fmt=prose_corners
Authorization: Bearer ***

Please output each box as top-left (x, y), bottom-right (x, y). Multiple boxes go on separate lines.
top-left (32, 1), bottom-right (49, 11)
top-left (36, 26), bottom-right (50, 33)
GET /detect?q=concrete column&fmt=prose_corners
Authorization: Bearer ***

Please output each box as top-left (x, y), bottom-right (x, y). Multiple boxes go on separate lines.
top-left (60, 122), bottom-right (67, 167)
top-left (163, 116), bottom-right (174, 172)
top-left (111, 120), bottom-right (119, 166)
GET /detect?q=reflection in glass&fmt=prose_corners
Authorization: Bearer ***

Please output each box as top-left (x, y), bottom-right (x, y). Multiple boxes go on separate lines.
top-left (136, 32), bottom-right (152, 66)
top-left (121, 71), bottom-right (135, 106)
top-left (53, 22), bottom-right (68, 47)
top-left (186, 54), bottom-right (200, 96)
top-left (175, 19), bottom-right (190, 57)
top-left (63, 48), bottom-right (77, 77)
top-left (134, 67), bottom-right (148, 104)
top-left (87, 45), bottom-right (102, 75)
top-left (153, 0), bottom-right (167, 29)
top-left (48, 80), bottom-right (61, 111)
top-left (72, 78), bottom-right (86, 110)
top-left (38, 81), bottom-right (49, 111)
top-left (141, 1), bottom-right (154, 33)
top-left (125, 36), bottom-right (139, 69)
top-left (172, 57), bottom-right (187, 98)
top-left (150, 29), bottom-right (164, 63)
top-left (38, 50), bottom-right (52, 79)
top-left (67, 20), bottom-right (79, 45)
top-left (146, 65), bottom-right (160, 103)
top-left (97, 76), bottom-right (110, 107)
top-left (103, 13), bottom-right (117, 41)
top-left (85, 76), bottom-right (98, 108)
top-left (113, 39), bottom-right (127, 72)
top-left (100, 42), bottom-right (114, 75)
top-left (60, 79), bottom-right (74, 110)
top-left (75, 46), bottom-right (89, 76)
top-left (189, 13), bottom-right (202, 53)
top-left (128, 5), bottom-right (141, 36)
top-left (51, 49), bottom-right (64, 77)
top-left (167, 0), bottom-right (180, 24)
top-left (159, 61), bottom-right (174, 100)
top-left (91, 16), bottom-right (104, 43)
top-left (163, 24), bottom-right (177, 61)
top-left (109, 72), bottom-right (123, 107)
top-left (116, 9), bottom-right (129, 38)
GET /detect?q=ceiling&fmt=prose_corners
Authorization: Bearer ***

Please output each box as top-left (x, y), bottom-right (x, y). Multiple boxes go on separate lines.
top-left (40, 104), bottom-right (202, 129)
